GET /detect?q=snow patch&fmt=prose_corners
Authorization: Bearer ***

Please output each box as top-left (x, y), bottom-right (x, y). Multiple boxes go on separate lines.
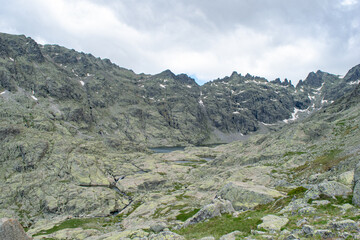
top-left (321, 98), bottom-right (328, 105)
top-left (86, 73), bottom-right (91, 77)
top-left (1, 91), bottom-right (6, 95)
top-left (314, 82), bottom-right (325, 92)
top-left (349, 79), bottom-right (360, 85)
top-left (160, 84), bottom-right (166, 89)
top-left (31, 95), bottom-right (38, 101)
top-left (232, 111), bottom-right (240, 114)
top-left (199, 99), bottom-right (204, 106)
top-left (9, 57), bottom-right (14, 62)
top-left (80, 80), bottom-right (85, 86)
top-left (260, 122), bottom-right (276, 126)
top-left (283, 108), bottom-right (309, 123)
top-left (308, 94), bottom-right (316, 100)
top-left (186, 85), bottom-right (192, 88)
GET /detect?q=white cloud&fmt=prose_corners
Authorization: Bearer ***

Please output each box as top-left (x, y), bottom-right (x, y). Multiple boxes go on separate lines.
top-left (0, 0), bottom-right (359, 85)
top-left (341, 0), bottom-right (358, 6)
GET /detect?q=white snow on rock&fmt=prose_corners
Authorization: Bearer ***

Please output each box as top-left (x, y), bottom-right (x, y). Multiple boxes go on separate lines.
top-left (349, 79), bottom-right (360, 85)
top-left (9, 57), bottom-right (14, 61)
top-left (260, 122), bottom-right (276, 126)
top-left (186, 85), bottom-right (192, 88)
top-left (314, 82), bottom-right (325, 92)
top-left (308, 94), bottom-right (316, 100)
top-left (86, 73), bottom-right (91, 77)
top-left (160, 84), bottom-right (166, 89)
top-left (1, 91), bottom-right (6, 95)
top-left (31, 95), bottom-right (38, 101)
top-left (80, 80), bottom-right (85, 86)
top-left (199, 99), bottom-right (204, 106)
top-left (283, 108), bottom-right (309, 123)
top-left (232, 111), bottom-right (240, 114)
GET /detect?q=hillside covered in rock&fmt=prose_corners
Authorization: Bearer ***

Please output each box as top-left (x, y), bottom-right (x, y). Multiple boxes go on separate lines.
top-left (1, 32), bottom-right (360, 239)
top-left (1, 33), bottom-right (359, 146)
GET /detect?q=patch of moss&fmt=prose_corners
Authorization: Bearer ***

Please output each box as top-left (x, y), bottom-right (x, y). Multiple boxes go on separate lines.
top-left (32, 217), bottom-right (113, 236)
top-left (176, 208), bottom-right (200, 221)
top-left (174, 213), bottom-right (262, 239)
top-left (287, 186), bottom-right (308, 197)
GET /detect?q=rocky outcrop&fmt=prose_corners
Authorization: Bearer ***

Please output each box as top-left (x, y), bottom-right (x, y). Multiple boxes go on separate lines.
top-left (149, 231), bottom-right (185, 240)
top-left (183, 199), bottom-right (234, 227)
top-left (353, 162), bottom-right (360, 206)
top-left (305, 181), bottom-right (352, 200)
top-left (217, 182), bottom-right (283, 210)
top-left (257, 215), bottom-right (289, 231)
top-left (0, 218), bottom-right (31, 240)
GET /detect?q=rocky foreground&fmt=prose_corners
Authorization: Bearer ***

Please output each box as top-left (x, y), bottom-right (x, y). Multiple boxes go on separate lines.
top-left (1, 32), bottom-right (360, 239)
top-left (1, 85), bottom-right (360, 239)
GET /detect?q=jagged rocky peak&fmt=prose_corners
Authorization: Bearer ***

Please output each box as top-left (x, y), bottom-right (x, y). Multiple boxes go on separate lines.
top-left (344, 64), bottom-right (360, 83)
top-left (154, 69), bottom-right (198, 86)
top-left (0, 33), bottom-right (44, 62)
top-left (301, 71), bottom-right (324, 88)
top-left (271, 78), bottom-right (294, 87)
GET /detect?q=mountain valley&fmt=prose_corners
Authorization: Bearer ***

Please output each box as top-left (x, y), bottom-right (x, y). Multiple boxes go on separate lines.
top-left (1, 32), bottom-right (360, 239)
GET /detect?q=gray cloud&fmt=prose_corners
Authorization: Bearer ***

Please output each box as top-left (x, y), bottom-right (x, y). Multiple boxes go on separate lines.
top-left (0, 0), bottom-right (359, 84)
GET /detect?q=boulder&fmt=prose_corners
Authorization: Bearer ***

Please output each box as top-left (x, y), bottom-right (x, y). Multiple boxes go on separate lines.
top-left (330, 219), bottom-right (358, 231)
top-left (317, 181), bottom-right (352, 197)
top-left (219, 231), bottom-right (242, 240)
top-left (302, 225), bottom-right (314, 237)
top-left (305, 181), bottom-right (352, 200)
top-left (149, 231), bottom-right (185, 240)
top-left (353, 161), bottom-right (360, 206)
top-left (183, 199), bottom-right (234, 227)
top-left (150, 223), bottom-right (167, 233)
top-left (338, 171), bottom-right (354, 186)
top-left (218, 182), bottom-right (283, 210)
top-left (314, 229), bottom-right (335, 239)
top-left (0, 218), bottom-right (31, 240)
top-left (257, 215), bottom-right (289, 231)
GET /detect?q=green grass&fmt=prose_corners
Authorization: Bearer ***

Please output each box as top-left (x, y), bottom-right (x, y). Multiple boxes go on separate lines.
top-left (32, 217), bottom-right (122, 236)
top-left (283, 151), bottom-right (306, 157)
top-left (32, 200), bottom-right (142, 237)
top-left (287, 186), bottom-right (308, 197)
top-left (176, 208), bottom-right (200, 221)
top-left (174, 213), bottom-right (262, 239)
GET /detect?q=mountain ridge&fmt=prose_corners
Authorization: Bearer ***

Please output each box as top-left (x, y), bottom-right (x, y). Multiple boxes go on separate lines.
top-left (0, 32), bottom-right (359, 146)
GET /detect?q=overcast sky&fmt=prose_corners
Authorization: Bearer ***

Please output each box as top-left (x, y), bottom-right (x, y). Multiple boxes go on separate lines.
top-left (0, 0), bottom-right (359, 84)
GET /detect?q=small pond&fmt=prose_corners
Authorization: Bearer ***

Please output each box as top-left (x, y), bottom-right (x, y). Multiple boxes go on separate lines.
top-left (150, 147), bottom-right (186, 153)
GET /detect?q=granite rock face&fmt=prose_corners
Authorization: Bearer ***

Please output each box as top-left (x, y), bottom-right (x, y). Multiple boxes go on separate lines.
top-left (0, 218), bottom-right (31, 240)
top-left (353, 162), bottom-right (360, 206)
top-left (218, 182), bottom-right (283, 210)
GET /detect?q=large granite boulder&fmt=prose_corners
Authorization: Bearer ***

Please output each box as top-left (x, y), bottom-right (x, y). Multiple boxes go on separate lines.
top-left (183, 199), bottom-right (234, 227)
top-left (218, 182), bottom-right (283, 210)
top-left (0, 218), bottom-right (31, 240)
top-left (353, 162), bottom-right (360, 206)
